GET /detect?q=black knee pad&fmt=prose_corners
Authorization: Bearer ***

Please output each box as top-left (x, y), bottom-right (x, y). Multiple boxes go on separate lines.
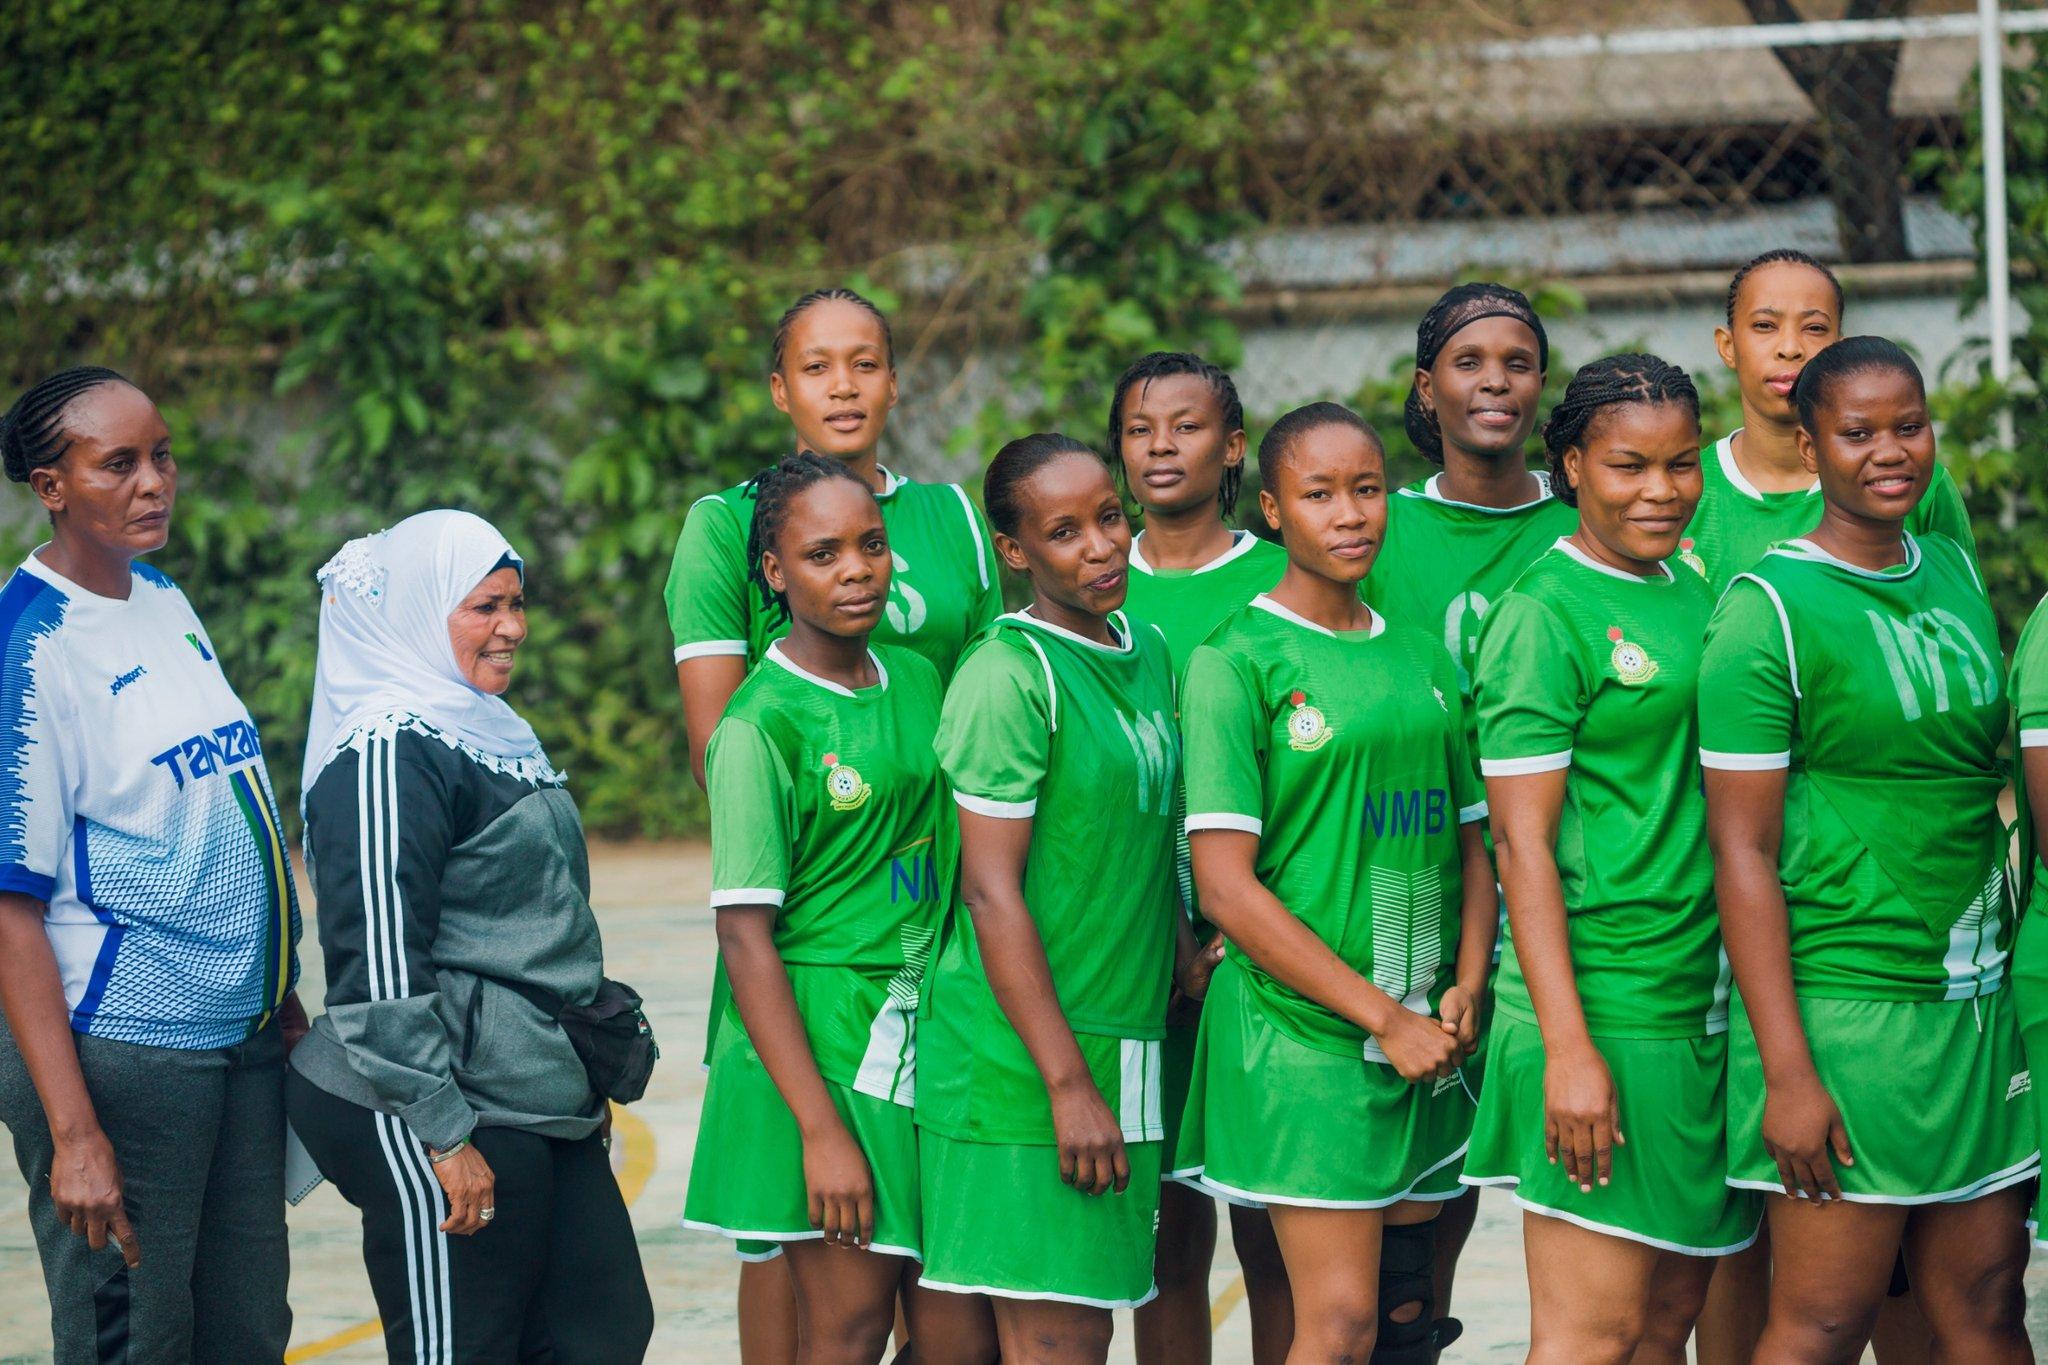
top-left (1372, 1219), bottom-right (1464, 1364)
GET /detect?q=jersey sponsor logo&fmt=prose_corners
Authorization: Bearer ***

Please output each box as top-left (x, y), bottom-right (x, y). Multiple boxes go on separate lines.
top-left (1606, 626), bottom-right (1658, 686)
top-left (1678, 538), bottom-right (1707, 577)
top-left (149, 720), bottom-right (263, 790)
top-left (2009, 1070), bottom-right (2033, 1102)
top-left (1284, 690), bottom-right (1332, 752)
top-left (888, 840), bottom-right (940, 905)
top-left (884, 550), bottom-right (927, 635)
top-left (1866, 608), bottom-right (1999, 721)
top-left (1362, 788), bottom-right (1451, 838)
top-left (1116, 708), bottom-right (1176, 814)
top-left (821, 751), bottom-right (871, 812)
top-left (185, 631), bottom-right (213, 662)
top-left (109, 665), bottom-right (147, 696)
top-left (1443, 591), bottom-right (1490, 690)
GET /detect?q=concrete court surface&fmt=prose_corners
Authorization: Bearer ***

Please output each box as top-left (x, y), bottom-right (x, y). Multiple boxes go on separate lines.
top-left (0, 840), bottom-right (2044, 1363)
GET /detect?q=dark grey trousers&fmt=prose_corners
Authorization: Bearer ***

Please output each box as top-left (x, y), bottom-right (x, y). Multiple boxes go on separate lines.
top-left (0, 1022), bottom-right (291, 1365)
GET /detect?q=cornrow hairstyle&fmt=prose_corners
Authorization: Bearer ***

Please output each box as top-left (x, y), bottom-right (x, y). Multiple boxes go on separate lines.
top-left (1107, 351), bottom-right (1248, 517)
top-left (1, 366), bottom-right (130, 484)
top-left (743, 451), bottom-right (875, 624)
top-left (1257, 401), bottom-right (1380, 488)
top-left (1404, 283), bottom-right (1550, 465)
top-left (1725, 248), bottom-right (1844, 326)
top-left (1793, 336), bottom-right (1924, 434)
top-left (769, 287), bottom-right (895, 375)
top-left (984, 433), bottom-right (1101, 538)
top-left (1542, 353), bottom-right (1702, 508)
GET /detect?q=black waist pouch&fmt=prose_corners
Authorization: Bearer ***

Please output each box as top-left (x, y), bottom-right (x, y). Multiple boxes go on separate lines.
top-left (501, 976), bottom-right (660, 1104)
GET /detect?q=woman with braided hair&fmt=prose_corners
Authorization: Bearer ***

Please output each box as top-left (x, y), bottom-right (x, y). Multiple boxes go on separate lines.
top-left (1363, 282), bottom-right (1575, 1320)
top-left (663, 288), bottom-right (1000, 1359)
top-left (0, 368), bottom-right (305, 1362)
top-left (1109, 351), bottom-right (1287, 1365)
top-left (1700, 337), bottom-right (2033, 1361)
top-left (1465, 355), bottom-right (1758, 1362)
top-left (683, 454), bottom-right (995, 1364)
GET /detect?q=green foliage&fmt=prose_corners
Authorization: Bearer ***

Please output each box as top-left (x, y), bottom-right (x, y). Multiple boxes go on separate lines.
top-left (1920, 53), bottom-right (2048, 644)
top-left (0, 1), bottom-right (1395, 833)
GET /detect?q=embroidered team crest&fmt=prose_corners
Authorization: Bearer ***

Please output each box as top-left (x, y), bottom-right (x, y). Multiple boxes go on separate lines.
top-left (1677, 538), bottom-right (1706, 577)
top-left (1607, 627), bottom-right (1658, 685)
top-left (1285, 690), bottom-right (1332, 752)
top-left (821, 752), bottom-right (871, 812)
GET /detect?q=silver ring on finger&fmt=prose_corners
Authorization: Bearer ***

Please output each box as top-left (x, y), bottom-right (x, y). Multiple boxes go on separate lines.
top-left (480, 1206), bottom-right (496, 1222)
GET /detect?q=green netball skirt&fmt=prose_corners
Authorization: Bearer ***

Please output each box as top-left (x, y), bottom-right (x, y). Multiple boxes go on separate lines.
top-left (683, 1015), bottom-right (922, 1259)
top-left (1726, 989), bottom-right (2038, 1204)
top-left (2005, 911), bottom-right (2048, 1244)
top-left (1463, 1012), bottom-right (1760, 1255)
top-left (1169, 958), bottom-right (1472, 1207)
top-left (916, 1129), bottom-right (1162, 1308)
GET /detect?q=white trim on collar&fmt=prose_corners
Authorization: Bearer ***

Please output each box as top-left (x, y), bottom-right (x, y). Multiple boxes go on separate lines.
top-left (1001, 606), bottom-right (1136, 655)
top-left (1129, 529), bottom-right (1265, 577)
top-left (1250, 593), bottom-right (1387, 639)
top-left (1405, 471), bottom-right (1555, 513)
top-left (1715, 430), bottom-right (1817, 503)
top-left (1769, 535), bottom-right (1923, 581)
top-left (764, 639), bottom-right (890, 697)
top-left (875, 466), bottom-right (906, 498)
top-left (1552, 537), bottom-right (1675, 584)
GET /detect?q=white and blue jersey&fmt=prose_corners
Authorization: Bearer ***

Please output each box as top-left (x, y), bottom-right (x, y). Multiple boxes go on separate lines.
top-left (0, 551), bottom-right (299, 1050)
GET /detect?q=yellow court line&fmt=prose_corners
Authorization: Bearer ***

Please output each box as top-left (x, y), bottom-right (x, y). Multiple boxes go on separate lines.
top-left (286, 1103), bottom-right (656, 1362)
top-left (1210, 1271), bottom-right (1248, 1332)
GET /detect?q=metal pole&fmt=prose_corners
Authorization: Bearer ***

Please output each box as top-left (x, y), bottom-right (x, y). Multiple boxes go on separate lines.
top-left (1980, 0), bottom-right (2016, 449)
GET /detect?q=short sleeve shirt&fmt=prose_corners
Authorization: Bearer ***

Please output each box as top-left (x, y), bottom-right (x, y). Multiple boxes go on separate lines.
top-left (1681, 431), bottom-right (1981, 595)
top-left (2010, 596), bottom-right (2048, 921)
top-left (915, 610), bottom-right (1180, 1141)
top-left (665, 467), bottom-right (1002, 680)
top-left (1698, 535), bottom-right (2008, 1000)
top-left (1123, 530), bottom-right (1287, 674)
top-left (1474, 540), bottom-right (1726, 1038)
top-left (706, 643), bottom-right (947, 1102)
top-left (1182, 596), bottom-right (1485, 1060)
top-left (0, 552), bottom-right (300, 1049)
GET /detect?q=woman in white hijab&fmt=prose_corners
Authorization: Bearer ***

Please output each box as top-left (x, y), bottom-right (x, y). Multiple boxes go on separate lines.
top-left (286, 510), bottom-right (654, 1364)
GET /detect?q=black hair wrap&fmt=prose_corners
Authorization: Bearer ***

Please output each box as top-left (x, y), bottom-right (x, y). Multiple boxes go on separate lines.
top-left (1404, 284), bottom-right (1549, 465)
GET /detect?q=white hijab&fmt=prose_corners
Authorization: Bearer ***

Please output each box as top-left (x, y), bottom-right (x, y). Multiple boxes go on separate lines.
top-left (302, 509), bottom-right (557, 800)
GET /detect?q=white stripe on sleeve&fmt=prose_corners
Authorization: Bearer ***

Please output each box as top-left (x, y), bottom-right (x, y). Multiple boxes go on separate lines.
top-left (1698, 749), bottom-right (1791, 771)
top-left (1479, 751), bottom-right (1572, 777)
top-left (1185, 813), bottom-right (1263, 836)
top-left (953, 791), bottom-right (1036, 819)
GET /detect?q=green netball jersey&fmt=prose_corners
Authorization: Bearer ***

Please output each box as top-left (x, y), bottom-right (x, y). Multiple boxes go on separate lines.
top-left (917, 610), bottom-right (1181, 1143)
top-left (1681, 431), bottom-right (1979, 595)
top-left (1474, 540), bottom-right (1727, 1038)
top-left (1124, 530), bottom-right (1287, 671)
top-left (1364, 472), bottom-right (1578, 705)
top-left (665, 466), bottom-right (1003, 680)
top-left (1698, 534), bottom-right (2009, 1001)
top-left (1181, 596), bottom-right (1486, 1060)
top-left (2009, 596), bottom-right (2048, 917)
top-left (706, 642), bottom-right (949, 1104)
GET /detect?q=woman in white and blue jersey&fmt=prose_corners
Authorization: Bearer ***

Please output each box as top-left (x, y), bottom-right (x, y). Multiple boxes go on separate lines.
top-left (0, 367), bottom-right (304, 1364)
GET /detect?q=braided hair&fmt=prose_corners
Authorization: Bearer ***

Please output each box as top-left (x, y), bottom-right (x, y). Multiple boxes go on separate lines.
top-left (1, 366), bottom-right (130, 484)
top-left (985, 433), bottom-right (1101, 538)
top-left (1542, 354), bottom-right (1701, 508)
top-left (769, 288), bottom-right (895, 375)
top-left (1404, 283), bottom-right (1549, 465)
top-left (1107, 351), bottom-right (1246, 517)
top-left (1725, 248), bottom-right (1843, 326)
top-left (1793, 336), bottom-right (1923, 434)
top-left (1257, 402), bottom-right (1380, 488)
top-left (743, 452), bottom-right (876, 624)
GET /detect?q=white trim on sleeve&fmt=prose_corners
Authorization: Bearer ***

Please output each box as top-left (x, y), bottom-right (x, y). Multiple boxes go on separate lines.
top-left (675, 639), bottom-right (748, 662)
top-left (953, 791), bottom-right (1037, 819)
top-left (2021, 728), bottom-right (2048, 749)
top-left (1479, 750), bottom-right (1572, 777)
top-left (1698, 750), bottom-right (1791, 771)
top-left (709, 887), bottom-right (787, 909)
top-left (1185, 812), bottom-right (1263, 836)
top-left (1458, 801), bottom-right (1490, 824)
